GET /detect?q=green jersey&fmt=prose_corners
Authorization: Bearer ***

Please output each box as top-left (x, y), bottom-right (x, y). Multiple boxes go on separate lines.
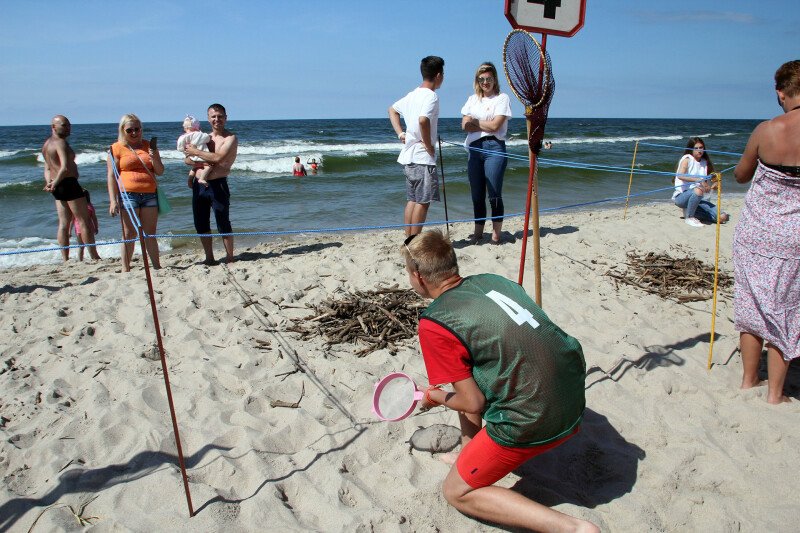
top-left (420, 274), bottom-right (586, 447)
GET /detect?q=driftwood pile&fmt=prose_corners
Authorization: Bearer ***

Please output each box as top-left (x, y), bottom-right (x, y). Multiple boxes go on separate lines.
top-left (288, 285), bottom-right (426, 356)
top-left (605, 251), bottom-right (733, 302)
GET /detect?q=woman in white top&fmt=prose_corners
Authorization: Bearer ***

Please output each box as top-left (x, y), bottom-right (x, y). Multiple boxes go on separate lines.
top-left (673, 137), bottom-right (728, 227)
top-left (461, 62), bottom-right (513, 244)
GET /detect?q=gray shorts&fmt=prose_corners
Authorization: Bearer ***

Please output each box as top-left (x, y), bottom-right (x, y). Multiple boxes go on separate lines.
top-left (403, 164), bottom-right (440, 204)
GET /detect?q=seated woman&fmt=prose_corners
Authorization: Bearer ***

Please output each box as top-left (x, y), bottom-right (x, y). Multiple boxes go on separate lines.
top-left (672, 137), bottom-right (729, 227)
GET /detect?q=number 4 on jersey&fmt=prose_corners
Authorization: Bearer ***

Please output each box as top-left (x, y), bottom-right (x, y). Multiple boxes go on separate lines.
top-left (485, 290), bottom-right (540, 329)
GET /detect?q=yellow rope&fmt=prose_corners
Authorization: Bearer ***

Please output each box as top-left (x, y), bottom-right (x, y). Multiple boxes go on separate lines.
top-left (623, 141), bottom-right (639, 220)
top-left (707, 172), bottom-right (723, 370)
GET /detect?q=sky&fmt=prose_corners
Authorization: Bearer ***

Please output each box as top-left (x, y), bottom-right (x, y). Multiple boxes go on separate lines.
top-left (0, 0), bottom-right (797, 126)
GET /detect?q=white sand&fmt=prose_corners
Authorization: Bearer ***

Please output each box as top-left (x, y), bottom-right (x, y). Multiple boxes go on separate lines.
top-left (2, 198), bottom-right (799, 532)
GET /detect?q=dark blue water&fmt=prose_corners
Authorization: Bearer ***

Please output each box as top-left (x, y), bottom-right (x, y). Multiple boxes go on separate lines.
top-left (0, 117), bottom-right (757, 266)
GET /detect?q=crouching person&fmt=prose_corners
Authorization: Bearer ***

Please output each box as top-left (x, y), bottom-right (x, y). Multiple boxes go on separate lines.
top-left (402, 230), bottom-right (598, 532)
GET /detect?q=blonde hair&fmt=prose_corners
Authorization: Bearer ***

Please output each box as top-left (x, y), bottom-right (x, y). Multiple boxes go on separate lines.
top-left (401, 230), bottom-right (459, 286)
top-left (473, 62), bottom-right (500, 97)
top-left (117, 113), bottom-right (141, 144)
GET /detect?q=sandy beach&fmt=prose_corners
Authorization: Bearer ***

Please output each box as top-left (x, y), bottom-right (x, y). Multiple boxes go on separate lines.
top-left (2, 198), bottom-right (799, 532)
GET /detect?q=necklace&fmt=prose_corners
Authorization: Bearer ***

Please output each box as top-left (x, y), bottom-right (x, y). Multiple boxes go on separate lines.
top-left (791, 104), bottom-right (800, 112)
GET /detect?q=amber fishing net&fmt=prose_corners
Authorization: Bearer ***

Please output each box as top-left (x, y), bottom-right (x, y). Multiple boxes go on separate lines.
top-left (503, 29), bottom-right (555, 154)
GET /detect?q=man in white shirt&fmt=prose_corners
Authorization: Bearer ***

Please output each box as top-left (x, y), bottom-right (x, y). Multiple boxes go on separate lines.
top-left (389, 56), bottom-right (445, 236)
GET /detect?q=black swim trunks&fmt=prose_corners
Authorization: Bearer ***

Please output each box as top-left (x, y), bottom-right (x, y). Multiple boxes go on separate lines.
top-left (192, 177), bottom-right (233, 234)
top-left (51, 177), bottom-right (84, 201)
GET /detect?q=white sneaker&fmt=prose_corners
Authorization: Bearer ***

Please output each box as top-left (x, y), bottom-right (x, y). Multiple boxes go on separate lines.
top-left (685, 217), bottom-right (703, 227)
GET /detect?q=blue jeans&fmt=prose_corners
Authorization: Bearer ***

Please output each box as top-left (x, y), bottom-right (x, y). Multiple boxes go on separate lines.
top-left (673, 189), bottom-right (721, 222)
top-left (468, 137), bottom-right (507, 224)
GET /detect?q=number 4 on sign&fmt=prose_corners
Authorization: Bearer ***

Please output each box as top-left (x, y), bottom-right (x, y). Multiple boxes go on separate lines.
top-left (486, 290), bottom-right (540, 329)
top-left (528, 0), bottom-right (561, 19)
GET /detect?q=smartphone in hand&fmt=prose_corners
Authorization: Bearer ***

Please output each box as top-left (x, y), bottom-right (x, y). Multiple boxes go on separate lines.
top-left (149, 136), bottom-right (158, 150)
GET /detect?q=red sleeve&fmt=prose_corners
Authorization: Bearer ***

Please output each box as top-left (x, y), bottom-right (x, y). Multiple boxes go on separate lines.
top-left (419, 319), bottom-right (472, 386)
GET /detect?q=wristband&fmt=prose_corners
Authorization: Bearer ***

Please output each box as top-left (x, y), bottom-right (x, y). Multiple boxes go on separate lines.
top-left (424, 385), bottom-right (442, 406)
top-left (398, 132), bottom-right (405, 140)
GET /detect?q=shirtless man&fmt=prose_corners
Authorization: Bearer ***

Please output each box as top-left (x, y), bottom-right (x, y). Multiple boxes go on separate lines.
top-left (183, 103), bottom-right (239, 264)
top-left (42, 115), bottom-right (100, 261)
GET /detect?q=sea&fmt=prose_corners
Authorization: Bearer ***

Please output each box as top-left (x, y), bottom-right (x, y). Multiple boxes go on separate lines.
top-left (0, 117), bottom-right (759, 268)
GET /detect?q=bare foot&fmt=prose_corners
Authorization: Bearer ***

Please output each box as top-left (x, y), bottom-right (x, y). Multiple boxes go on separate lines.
top-left (767, 395), bottom-right (792, 405)
top-left (437, 450), bottom-right (460, 465)
top-left (740, 379), bottom-right (764, 389)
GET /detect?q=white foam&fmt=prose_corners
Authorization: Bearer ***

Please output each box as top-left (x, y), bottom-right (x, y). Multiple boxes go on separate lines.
top-left (0, 180), bottom-right (36, 189)
top-left (0, 150), bottom-right (20, 158)
top-left (233, 157), bottom-right (299, 174)
top-left (237, 141), bottom-right (399, 156)
top-left (0, 236), bottom-right (172, 270)
top-left (508, 133), bottom-right (686, 147)
top-left (35, 151), bottom-right (109, 165)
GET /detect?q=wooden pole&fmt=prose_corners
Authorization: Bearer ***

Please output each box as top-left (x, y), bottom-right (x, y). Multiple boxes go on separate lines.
top-left (138, 233), bottom-right (195, 516)
top-left (623, 140), bottom-right (639, 220)
top-left (707, 173), bottom-right (723, 370)
top-left (437, 136), bottom-right (450, 239)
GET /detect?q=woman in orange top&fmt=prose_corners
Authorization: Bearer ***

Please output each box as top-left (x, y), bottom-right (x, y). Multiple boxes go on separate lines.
top-left (107, 113), bottom-right (164, 271)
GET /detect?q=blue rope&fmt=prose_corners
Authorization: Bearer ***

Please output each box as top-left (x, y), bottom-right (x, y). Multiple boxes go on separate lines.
top-left (2, 144), bottom-right (732, 258)
top-left (441, 139), bottom-right (716, 179)
top-left (108, 148), bottom-right (143, 228)
top-left (0, 238), bottom-right (139, 256)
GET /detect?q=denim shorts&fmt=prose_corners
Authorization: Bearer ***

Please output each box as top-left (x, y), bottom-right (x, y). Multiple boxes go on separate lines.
top-left (121, 191), bottom-right (158, 210)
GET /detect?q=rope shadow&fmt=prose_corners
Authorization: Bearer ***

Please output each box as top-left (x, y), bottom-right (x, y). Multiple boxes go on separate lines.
top-left (222, 266), bottom-right (360, 427)
top-left (584, 333), bottom-right (718, 390)
top-left (511, 225), bottom-right (579, 240)
top-left (193, 426), bottom-right (366, 515)
top-left (0, 276), bottom-right (99, 296)
top-left (235, 241), bottom-right (343, 263)
top-left (0, 444), bottom-right (230, 532)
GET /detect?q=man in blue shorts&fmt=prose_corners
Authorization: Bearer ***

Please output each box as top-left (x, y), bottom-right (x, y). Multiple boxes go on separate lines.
top-left (183, 103), bottom-right (239, 264)
top-left (389, 56), bottom-right (444, 236)
top-left (402, 230), bottom-right (598, 532)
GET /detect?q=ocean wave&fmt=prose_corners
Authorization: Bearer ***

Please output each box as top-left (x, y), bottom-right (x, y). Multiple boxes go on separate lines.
top-left (514, 133), bottom-right (686, 146)
top-left (233, 156), bottom-right (309, 174)
top-left (0, 236), bottom-right (173, 269)
top-left (237, 141), bottom-right (399, 156)
top-left (0, 180), bottom-right (36, 190)
top-left (0, 150), bottom-right (20, 158)
top-left (34, 151), bottom-right (109, 165)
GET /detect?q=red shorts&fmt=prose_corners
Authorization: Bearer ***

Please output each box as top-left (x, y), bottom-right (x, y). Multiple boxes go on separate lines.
top-left (456, 426), bottom-right (579, 489)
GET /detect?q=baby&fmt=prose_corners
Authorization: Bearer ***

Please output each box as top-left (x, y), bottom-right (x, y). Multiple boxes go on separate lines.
top-left (177, 115), bottom-right (212, 186)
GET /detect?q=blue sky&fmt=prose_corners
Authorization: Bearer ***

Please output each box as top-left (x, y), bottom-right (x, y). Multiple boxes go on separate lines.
top-left (0, 0), bottom-right (797, 125)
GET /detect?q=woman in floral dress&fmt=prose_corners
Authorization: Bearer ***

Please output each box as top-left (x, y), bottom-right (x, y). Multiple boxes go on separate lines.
top-left (734, 60), bottom-right (800, 404)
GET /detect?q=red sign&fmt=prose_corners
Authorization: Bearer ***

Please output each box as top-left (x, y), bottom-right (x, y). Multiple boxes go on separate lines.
top-left (505, 0), bottom-right (586, 37)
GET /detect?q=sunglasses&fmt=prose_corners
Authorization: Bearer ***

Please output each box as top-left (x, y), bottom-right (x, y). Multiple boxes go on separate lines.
top-left (404, 234), bottom-right (419, 270)
top-left (477, 76), bottom-right (494, 84)
top-left (125, 126), bottom-right (141, 134)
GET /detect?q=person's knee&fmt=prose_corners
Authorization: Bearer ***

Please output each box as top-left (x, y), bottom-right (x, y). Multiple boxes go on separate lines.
top-left (693, 187), bottom-right (704, 196)
top-left (442, 476), bottom-right (469, 507)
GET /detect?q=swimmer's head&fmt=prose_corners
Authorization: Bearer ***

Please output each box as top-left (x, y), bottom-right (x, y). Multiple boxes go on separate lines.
top-left (183, 115), bottom-right (201, 132)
